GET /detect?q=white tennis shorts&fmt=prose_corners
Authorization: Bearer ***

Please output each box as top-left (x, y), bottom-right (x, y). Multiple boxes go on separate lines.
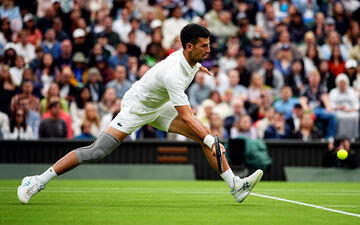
top-left (109, 98), bottom-right (178, 134)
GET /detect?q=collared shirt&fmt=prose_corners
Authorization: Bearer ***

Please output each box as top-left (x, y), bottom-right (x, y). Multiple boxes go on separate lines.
top-left (124, 50), bottom-right (201, 112)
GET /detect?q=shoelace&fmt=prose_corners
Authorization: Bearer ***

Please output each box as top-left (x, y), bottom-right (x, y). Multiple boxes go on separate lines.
top-left (25, 178), bottom-right (44, 197)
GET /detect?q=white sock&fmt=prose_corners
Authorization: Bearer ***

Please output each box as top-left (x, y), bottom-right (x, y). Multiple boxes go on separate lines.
top-left (38, 167), bottom-right (57, 184)
top-left (220, 168), bottom-right (236, 189)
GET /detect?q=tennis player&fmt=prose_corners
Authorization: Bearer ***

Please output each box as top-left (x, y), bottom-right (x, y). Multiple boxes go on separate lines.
top-left (18, 23), bottom-right (263, 204)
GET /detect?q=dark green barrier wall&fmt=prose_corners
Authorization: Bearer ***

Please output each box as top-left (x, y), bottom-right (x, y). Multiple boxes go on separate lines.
top-left (0, 140), bottom-right (359, 180)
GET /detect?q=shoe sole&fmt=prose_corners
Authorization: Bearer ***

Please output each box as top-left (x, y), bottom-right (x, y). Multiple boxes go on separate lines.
top-left (238, 169), bottom-right (263, 203)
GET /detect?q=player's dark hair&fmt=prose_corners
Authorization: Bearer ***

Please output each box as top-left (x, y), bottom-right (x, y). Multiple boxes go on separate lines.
top-left (180, 23), bottom-right (210, 49)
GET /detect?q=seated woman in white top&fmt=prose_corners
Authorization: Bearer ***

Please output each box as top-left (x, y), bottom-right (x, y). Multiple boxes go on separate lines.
top-left (329, 74), bottom-right (359, 140)
top-left (2, 108), bottom-right (34, 140)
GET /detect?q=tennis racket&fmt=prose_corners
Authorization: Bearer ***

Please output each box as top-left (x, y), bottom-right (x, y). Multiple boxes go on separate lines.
top-left (214, 135), bottom-right (223, 173)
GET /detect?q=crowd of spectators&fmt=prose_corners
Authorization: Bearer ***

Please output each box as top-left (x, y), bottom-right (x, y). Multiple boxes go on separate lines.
top-left (1, 0), bottom-right (360, 145)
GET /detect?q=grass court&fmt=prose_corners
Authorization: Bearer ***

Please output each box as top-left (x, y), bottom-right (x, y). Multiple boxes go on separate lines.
top-left (1, 180), bottom-right (359, 225)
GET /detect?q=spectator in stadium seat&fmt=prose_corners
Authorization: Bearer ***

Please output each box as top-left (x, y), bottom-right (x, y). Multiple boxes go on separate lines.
top-left (18, 96), bottom-right (40, 140)
top-left (288, 11), bottom-right (307, 44)
top-left (106, 65), bottom-right (131, 99)
top-left (72, 28), bottom-right (91, 57)
top-left (54, 40), bottom-right (72, 69)
top-left (22, 14), bottom-right (42, 47)
top-left (285, 103), bottom-right (303, 136)
top-left (0, 18), bottom-right (12, 45)
top-left (245, 43), bottom-right (266, 75)
top-left (39, 100), bottom-right (67, 139)
top-left (255, 2), bottom-right (276, 41)
top-left (230, 114), bottom-right (257, 140)
top-left (264, 112), bottom-right (291, 139)
top-left (312, 14), bottom-right (332, 46)
top-left (36, 5), bottom-right (56, 33)
top-left (328, 45), bottom-right (346, 76)
top-left (108, 41), bottom-right (129, 69)
top-left (255, 106), bottom-right (275, 139)
top-left (2, 108), bottom-right (34, 140)
top-left (97, 87), bottom-right (117, 118)
top-left (204, 61), bottom-right (229, 94)
top-left (209, 112), bottom-right (229, 140)
top-left (40, 82), bottom-right (69, 115)
top-left (162, 5), bottom-right (188, 50)
top-left (300, 70), bottom-right (337, 141)
top-left (321, 30), bottom-right (348, 61)
top-left (219, 41), bottom-right (239, 73)
top-left (73, 120), bottom-right (95, 140)
top-left (329, 74), bottom-right (359, 140)
top-left (53, 17), bottom-right (69, 42)
top-left (73, 102), bottom-right (101, 137)
top-left (318, 59), bottom-right (336, 92)
top-left (30, 46), bottom-right (44, 71)
top-left (9, 55), bottom-right (25, 86)
top-left (227, 69), bottom-right (247, 99)
top-left (126, 30), bottom-right (142, 59)
top-left (235, 52), bottom-right (251, 87)
top-left (333, 1), bottom-right (349, 36)
top-left (292, 111), bottom-right (322, 140)
top-left (41, 28), bottom-right (61, 60)
top-left (85, 67), bottom-right (105, 103)
top-left (273, 44), bottom-right (293, 78)
top-left (10, 80), bottom-right (41, 114)
top-left (258, 59), bottom-right (284, 96)
top-left (112, 7), bottom-right (131, 43)
top-left (213, 89), bottom-right (234, 120)
top-left (348, 34), bottom-right (360, 62)
top-left (285, 59), bottom-right (306, 97)
top-left (101, 16), bottom-right (120, 49)
top-left (57, 66), bottom-right (78, 103)
top-left (269, 31), bottom-right (301, 61)
top-left (35, 53), bottom-right (60, 96)
top-left (126, 56), bottom-right (138, 83)
top-left (273, 86), bottom-right (299, 119)
top-left (129, 17), bottom-right (149, 53)
top-left (188, 71), bottom-right (213, 109)
top-left (2, 45), bottom-right (17, 67)
top-left (70, 87), bottom-right (92, 135)
top-left (70, 52), bottom-right (88, 88)
top-left (14, 29), bottom-right (35, 65)
top-left (342, 20), bottom-right (359, 51)
top-left (0, 110), bottom-right (9, 139)
top-left (210, 10), bottom-right (238, 50)
top-left (303, 44), bottom-right (321, 77)
top-left (0, 65), bottom-right (16, 115)
top-left (344, 58), bottom-right (358, 86)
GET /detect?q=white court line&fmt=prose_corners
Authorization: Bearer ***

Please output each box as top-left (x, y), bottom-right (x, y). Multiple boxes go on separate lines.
top-left (251, 193), bottom-right (360, 218)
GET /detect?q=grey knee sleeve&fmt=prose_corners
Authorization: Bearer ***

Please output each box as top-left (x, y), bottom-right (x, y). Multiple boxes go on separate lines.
top-left (75, 132), bottom-right (120, 164)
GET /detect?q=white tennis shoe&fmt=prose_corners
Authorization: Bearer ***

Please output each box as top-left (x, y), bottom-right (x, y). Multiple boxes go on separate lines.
top-left (231, 169), bottom-right (263, 203)
top-left (17, 176), bottom-right (45, 204)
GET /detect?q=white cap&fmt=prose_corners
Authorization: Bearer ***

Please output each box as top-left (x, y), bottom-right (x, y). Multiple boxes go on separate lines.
top-left (23, 14), bottom-right (33, 23)
top-left (345, 58), bottom-right (357, 69)
top-left (150, 19), bottom-right (162, 29)
top-left (335, 73), bottom-right (349, 86)
top-left (73, 28), bottom-right (86, 38)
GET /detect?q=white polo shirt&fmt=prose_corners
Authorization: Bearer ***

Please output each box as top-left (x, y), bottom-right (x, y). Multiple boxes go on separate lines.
top-left (124, 50), bottom-right (201, 113)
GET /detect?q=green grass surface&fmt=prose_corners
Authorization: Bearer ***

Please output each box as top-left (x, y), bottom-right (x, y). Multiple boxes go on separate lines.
top-left (1, 180), bottom-right (359, 225)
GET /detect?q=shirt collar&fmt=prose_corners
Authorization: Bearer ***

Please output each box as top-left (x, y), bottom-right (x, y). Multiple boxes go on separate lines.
top-left (179, 50), bottom-right (201, 75)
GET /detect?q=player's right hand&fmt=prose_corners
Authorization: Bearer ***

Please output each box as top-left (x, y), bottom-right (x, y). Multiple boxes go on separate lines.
top-left (211, 143), bottom-right (226, 157)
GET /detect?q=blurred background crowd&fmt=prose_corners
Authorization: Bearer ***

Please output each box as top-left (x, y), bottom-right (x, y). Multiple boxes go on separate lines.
top-left (1, 0), bottom-right (360, 143)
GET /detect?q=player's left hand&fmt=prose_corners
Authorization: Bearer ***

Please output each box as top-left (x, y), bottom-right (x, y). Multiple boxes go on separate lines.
top-left (211, 143), bottom-right (226, 157)
top-left (199, 66), bottom-right (212, 76)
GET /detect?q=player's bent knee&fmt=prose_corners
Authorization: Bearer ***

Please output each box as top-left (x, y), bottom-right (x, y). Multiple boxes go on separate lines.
top-left (75, 132), bottom-right (121, 164)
